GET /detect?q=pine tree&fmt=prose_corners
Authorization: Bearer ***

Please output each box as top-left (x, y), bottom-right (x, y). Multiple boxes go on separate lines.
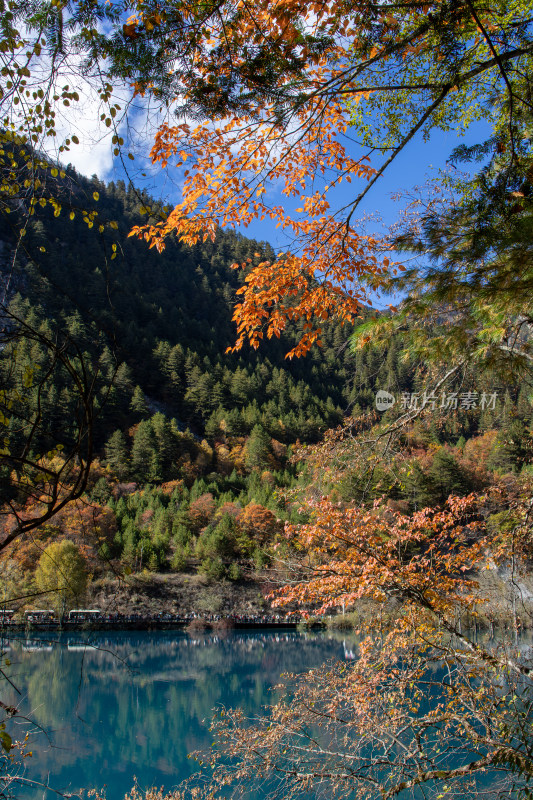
top-left (245, 425), bottom-right (271, 471)
top-left (130, 385), bottom-right (149, 418)
top-left (131, 421), bottom-right (157, 482)
top-left (105, 430), bottom-right (129, 479)
top-left (427, 449), bottom-right (471, 502)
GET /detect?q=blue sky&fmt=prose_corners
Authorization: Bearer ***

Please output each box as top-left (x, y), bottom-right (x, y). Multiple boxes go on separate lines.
top-left (65, 92), bottom-right (489, 311)
top-left (101, 115), bottom-right (487, 238)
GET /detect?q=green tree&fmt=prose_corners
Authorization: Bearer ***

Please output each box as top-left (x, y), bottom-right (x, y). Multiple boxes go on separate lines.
top-left (195, 514), bottom-right (240, 579)
top-left (245, 425), bottom-right (271, 471)
top-left (131, 421), bottom-right (158, 482)
top-left (34, 540), bottom-right (88, 618)
top-left (489, 419), bottom-right (530, 473)
top-left (130, 386), bottom-right (149, 418)
top-left (105, 430), bottom-right (129, 479)
top-left (427, 449), bottom-right (473, 504)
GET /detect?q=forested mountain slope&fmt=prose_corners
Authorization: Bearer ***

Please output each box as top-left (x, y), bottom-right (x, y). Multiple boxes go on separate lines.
top-left (1, 168), bottom-right (365, 447)
top-left (1, 166), bottom-right (532, 588)
top-left (5, 165), bottom-right (527, 456)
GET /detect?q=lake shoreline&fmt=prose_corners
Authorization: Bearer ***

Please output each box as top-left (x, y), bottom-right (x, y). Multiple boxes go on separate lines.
top-left (6, 561), bottom-right (533, 635)
top-left (1, 616), bottom-right (316, 632)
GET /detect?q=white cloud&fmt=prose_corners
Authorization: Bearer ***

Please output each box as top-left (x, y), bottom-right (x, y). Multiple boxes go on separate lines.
top-left (49, 73), bottom-right (133, 179)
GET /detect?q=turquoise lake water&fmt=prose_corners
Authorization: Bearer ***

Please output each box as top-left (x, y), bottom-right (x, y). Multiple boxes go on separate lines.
top-left (2, 630), bottom-right (353, 799)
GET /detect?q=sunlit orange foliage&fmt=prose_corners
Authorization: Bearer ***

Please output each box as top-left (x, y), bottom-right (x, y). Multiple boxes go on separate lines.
top-left (272, 493), bottom-right (488, 623)
top-left (4, 501), bottom-right (116, 574)
top-left (129, 1), bottom-right (395, 357)
top-left (462, 430), bottom-right (499, 476)
top-left (188, 492), bottom-right (216, 532)
top-left (5, 524), bottom-right (58, 573)
top-left (160, 479), bottom-right (184, 495)
top-left (240, 503), bottom-right (281, 545)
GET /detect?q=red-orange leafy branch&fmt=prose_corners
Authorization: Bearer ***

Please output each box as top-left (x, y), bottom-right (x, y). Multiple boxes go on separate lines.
top-left (118, 0), bottom-right (531, 356)
top-left (126, 0), bottom-right (401, 357)
top-left (131, 102), bottom-right (382, 357)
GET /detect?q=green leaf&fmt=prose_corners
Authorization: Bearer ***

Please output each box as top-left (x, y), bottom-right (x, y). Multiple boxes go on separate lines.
top-left (0, 730), bottom-right (12, 752)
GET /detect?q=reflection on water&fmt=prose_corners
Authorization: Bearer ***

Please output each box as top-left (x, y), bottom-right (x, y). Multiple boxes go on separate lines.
top-left (2, 630), bottom-right (354, 799)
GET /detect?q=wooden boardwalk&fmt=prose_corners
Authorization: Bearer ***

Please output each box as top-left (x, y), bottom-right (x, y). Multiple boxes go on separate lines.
top-left (0, 613), bottom-right (320, 631)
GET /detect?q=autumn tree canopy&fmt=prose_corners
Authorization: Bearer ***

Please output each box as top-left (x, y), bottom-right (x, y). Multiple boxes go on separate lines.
top-left (92, 0), bottom-right (533, 355)
top-left (163, 449), bottom-right (533, 799)
top-left (3, 0), bottom-right (532, 363)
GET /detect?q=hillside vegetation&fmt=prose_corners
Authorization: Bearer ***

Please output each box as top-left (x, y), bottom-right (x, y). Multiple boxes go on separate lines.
top-left (1, 169), bottom-right (532, 608)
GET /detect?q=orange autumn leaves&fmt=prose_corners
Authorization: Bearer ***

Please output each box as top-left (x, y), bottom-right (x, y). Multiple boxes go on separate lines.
top-left (121, 0), bottom-right (522, 359)
top-left (128, 1), bottom-right (390, 357)
top-left (132, 110), bottom-right (380, 357)
top-left (271, 493), bottom-right (487, 622)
